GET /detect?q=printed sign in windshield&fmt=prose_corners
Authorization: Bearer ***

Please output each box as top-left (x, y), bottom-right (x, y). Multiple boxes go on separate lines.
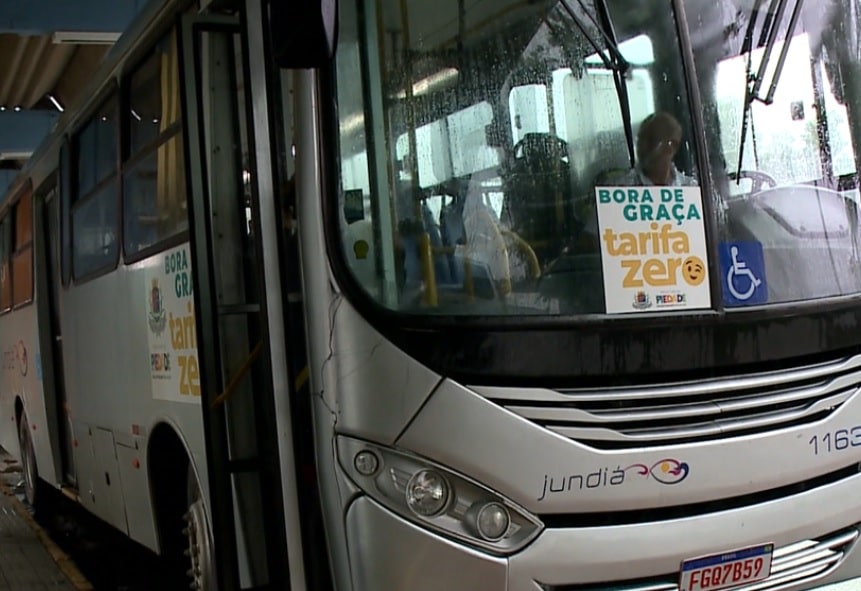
top-left (595, 186), bottom-right (711, 314)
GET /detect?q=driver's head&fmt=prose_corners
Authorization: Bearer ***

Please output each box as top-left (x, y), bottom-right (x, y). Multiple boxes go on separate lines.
top-left (636, 112), bottom-right (682, 173)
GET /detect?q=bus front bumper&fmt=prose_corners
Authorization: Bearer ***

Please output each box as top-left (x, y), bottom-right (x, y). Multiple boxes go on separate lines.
top-left (344, 470), bottom-right (861, 591)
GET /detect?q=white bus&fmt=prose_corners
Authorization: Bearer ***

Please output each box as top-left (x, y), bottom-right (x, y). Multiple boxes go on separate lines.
top-left (4, 0), bottom-right (861, 589)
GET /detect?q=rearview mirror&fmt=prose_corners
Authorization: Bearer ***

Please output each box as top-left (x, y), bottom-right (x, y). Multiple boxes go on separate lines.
top-left (270, 0), bottom-right (339, 69)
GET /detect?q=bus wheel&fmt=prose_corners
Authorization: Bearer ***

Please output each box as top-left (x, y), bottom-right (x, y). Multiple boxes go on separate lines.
top-left (18, 413), bottom-right (38, 507)
top-left (183, 477), bottom-right (215, 590)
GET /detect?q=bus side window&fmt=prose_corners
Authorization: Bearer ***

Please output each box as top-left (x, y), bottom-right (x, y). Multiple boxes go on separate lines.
top-left (123, 31), bottom-right (187, 259)
top-left (0, 213), bottom-right (11, 311)
top-left (11, 189), bottom-right (33, 307)
top-left (71, 94), bottom-right (120, 280)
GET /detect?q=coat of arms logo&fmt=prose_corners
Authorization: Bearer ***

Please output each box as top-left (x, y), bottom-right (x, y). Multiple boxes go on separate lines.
top-left (148, 278), bottom-right (167, 336)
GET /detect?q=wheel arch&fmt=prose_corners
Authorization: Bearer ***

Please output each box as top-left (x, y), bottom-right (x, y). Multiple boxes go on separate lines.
top-left (147, 420), bottom-right (196, 559)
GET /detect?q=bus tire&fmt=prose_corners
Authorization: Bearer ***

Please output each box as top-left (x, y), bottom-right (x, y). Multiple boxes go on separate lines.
top-left (17, 412), bottom-right (40, 508)
top-left (183, 471), bottom-right (216, 591)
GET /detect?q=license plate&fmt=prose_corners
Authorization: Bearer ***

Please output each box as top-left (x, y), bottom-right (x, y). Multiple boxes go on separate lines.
top-left (679, 543), bottom-right (774, 591)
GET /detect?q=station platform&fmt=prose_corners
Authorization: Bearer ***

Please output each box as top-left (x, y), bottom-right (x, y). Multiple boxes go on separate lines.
top-left (0, 450), bottom-right (91, 591)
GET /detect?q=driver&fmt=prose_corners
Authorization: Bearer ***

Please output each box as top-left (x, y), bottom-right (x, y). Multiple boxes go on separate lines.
top-left (618, 111), bottom-right (697, 187)
top-left (577, 112), bottom-right (696, 251)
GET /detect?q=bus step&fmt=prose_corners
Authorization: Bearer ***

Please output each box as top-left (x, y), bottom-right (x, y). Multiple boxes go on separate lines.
top-left (59, 485), bottom-right (79, 502)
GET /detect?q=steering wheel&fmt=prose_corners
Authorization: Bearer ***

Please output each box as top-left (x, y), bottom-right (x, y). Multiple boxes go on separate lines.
top-left (729, 170), bottom-right (778, 195)
top-left (512, 133), bottom-right (569, 167)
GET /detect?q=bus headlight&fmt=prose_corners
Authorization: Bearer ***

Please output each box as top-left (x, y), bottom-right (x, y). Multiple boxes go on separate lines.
top-left (337, 436), bottom-right (543, 555)
top-left (406, 470), bottom-right (450, 516)
top-left (472, 501), bottom-right (510, 541)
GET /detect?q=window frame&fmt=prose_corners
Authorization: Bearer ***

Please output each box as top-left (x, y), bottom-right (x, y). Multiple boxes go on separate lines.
top-left (11, 184), bottom-right (34, 309)
top-left (69, 85), bottom-right (122, 284)
top-left (120, 31), bottom-right (189, 265)
top-left (0, 207), bottom-right (12, 315)
top-left (63, 25), bottom-right (191, 284)
top-left (0, 182), bottom-right (36, 314)
top-left (59, 139), bottom-right (73, 287)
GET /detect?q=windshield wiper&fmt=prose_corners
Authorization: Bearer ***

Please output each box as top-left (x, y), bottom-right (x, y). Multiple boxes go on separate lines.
top-left (736, 0), bottom-right (806, 180)
top-left (557, 0), bottom-right (635, 167)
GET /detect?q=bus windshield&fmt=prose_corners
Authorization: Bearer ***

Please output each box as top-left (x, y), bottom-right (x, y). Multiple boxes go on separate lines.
top-left (686, 0), bottom-right (861, 308)
top-left (332, 0), bottom-right (861, 317)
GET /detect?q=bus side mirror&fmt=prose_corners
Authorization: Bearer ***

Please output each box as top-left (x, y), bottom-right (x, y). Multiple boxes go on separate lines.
top-left (270, 0), bottom-right (339, 68)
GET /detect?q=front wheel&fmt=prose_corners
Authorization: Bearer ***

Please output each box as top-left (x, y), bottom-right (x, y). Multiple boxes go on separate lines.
top-left (183, 475), bottom-right (216, 591)
top-left (18, 413), bottom-right (39, 507)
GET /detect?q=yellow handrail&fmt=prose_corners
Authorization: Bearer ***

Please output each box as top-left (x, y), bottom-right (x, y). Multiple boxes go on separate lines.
top-left (211, 340), bottom-right (264, 409)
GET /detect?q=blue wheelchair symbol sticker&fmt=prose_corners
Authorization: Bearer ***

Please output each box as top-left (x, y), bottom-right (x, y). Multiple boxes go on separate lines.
top-left (719, 242), bottom-right (768, 306)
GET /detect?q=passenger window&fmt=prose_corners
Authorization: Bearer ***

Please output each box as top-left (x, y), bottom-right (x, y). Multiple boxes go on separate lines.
top-left (448, 103), bottom-right (499, 178)
top-left (123, 31), bottom-right (188, 258)
top-left (129, 34), bottom-right (181, 153)
top-left (510, 85), bottom-right (551, 145)
top-left (72, 183), bottom-right (119, 278)
top-left (0, 214), bottom-right (11, 311)
top-left (558, 35), bottom-right (656, 184)
top-left (393, 102), bottom-right (499, 188)
top-left (72, 94), bottom-right (120, 279)
top-left (12, 190), bottom-right (33, 306)
top-left (76, 97), bottom-right (118, 197)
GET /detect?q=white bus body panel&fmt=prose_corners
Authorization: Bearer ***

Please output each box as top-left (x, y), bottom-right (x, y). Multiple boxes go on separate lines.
top-left (338, 468), bottom-right (861, 591)
top-left (312, 313), bottom-right (861, 590)
top-left (0, 304), bottom-right (57, 488)
top-left (41, 242), bottom-right (204, 553)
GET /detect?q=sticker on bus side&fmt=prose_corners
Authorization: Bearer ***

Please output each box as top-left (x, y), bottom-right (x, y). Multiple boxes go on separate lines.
top-left (595, 186), bottom-right (712, 315)
top-left (145, 244), bottom-right (201, 404)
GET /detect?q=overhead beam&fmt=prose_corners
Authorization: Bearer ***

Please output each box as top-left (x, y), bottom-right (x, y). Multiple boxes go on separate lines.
top-left (0, 110), bottom-right (59, 155)
top-left (0, 0), bottom-right (148, 35)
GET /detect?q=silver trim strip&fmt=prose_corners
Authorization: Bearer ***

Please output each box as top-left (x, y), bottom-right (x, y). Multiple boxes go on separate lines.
top-left (489, 355), bottom-right (861, 445)
top-left (486, 358), bottom-right (861, 404)
top-left (547, 391), bottom-right (852, 443)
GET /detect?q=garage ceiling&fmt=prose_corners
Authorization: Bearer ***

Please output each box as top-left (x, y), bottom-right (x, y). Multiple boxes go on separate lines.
top-left (0, 34), bottom-right (110, 115)
top-left (0, 0), bottom-right (148, 193)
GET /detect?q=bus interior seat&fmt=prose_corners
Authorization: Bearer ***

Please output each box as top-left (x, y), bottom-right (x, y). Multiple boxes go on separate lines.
top-left (501, 132), bottom-right (576, 266)
top-left (399, 199), bottom-right (455, 291)
top-left (571, 128), bottom-right (632, 196)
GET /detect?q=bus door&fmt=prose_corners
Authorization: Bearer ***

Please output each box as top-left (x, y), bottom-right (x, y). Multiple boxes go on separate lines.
top-left (178, 7), bottom-right (296, 590)
top-left (35, 182), bottom-right (75, 487)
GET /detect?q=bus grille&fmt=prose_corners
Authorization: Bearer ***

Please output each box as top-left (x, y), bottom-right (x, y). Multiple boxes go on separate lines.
top-left (483, 354), bottom-right (861, 449)
top-left (542, 525), bottom-right (859, 591)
